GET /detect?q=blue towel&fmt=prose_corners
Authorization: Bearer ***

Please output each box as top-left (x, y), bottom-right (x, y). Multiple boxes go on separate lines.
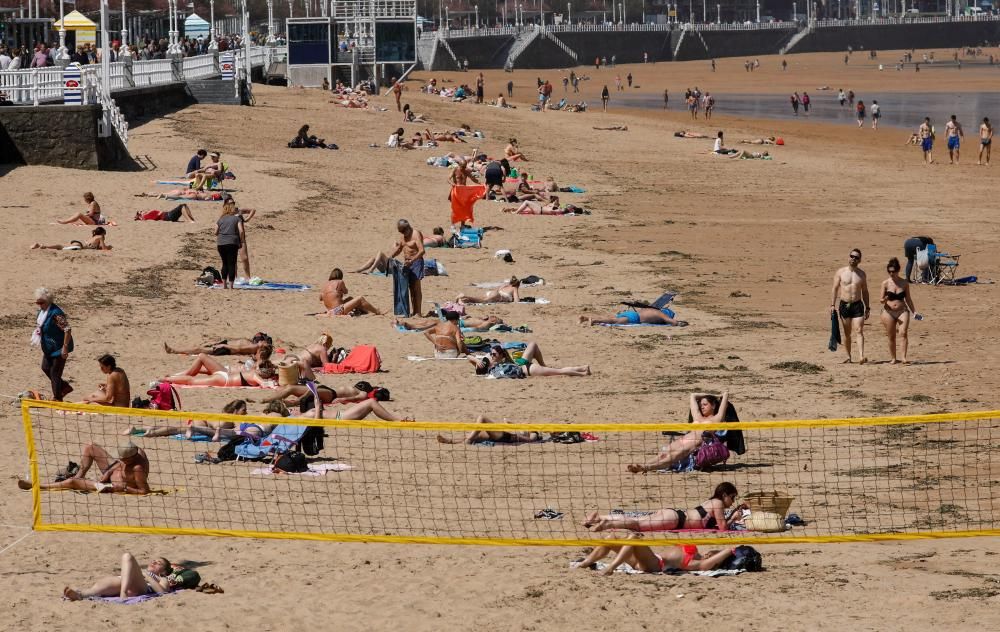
top-left (211, 282), bottom-right (311, 291)
top-left (389, 259), bottom-right (410, 316)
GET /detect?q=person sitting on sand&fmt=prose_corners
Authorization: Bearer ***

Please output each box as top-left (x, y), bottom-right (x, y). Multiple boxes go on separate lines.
top-left (396, 313), bottom-right (505, 332)
top-left (57, 192), bottom-right (109, 225)
top-left (579, 306), bottom-right (687, 327)
top-left (17, 443), bottom-right (149, 494)
top-left (189, 152), bottom-right (225, 191)
top-left (134, 204), bottom-right (195, 222)
top-left (164, 332), bottom-right (272, 357)
top-left (136, 189), bottom-right (223, 201)
top-left (574, 533), bottom-right (736, 576)
top-left (738, 137), bottom-right (776, 145)
top-left (290, 124), bottom-right (327, 148)
top-left (61, 552), bottom-right (199, 601)
top-left (583, 482), bottom-right (745, 533)
top-left (627, 392), bottom-right (729, 473)
top-left (674, 130), bottom-right (710, 138)
top-left (423, 309), bottom-right (466, 358)
top-left (32, 226), bottom-right (112, 251)
top-left (514, 173), bottom-right (549, 202)
top-left (505, 138), bottom-right (528, 161)
top-left (502, 198), bottom-right (566, 215)
top-left (457, 276), bottom-right (521, 304)
top-left (82, 354), bottom-right (131, 407)
top-left (496, 94), bottom-right (509, 108)
top-left (424, 227), bottom-right (447, 247)
top-left (387, 127), bottom-right (416, 149)
top-left (472, 342), bottom-right (591, 378)
top-left (712, 131), bottom-right (738, 155)
top-left (320, 268), bottom-right (381, 316)
top-left (161, 346), bottom-right (276, 388)
top-left (436, 414), bottom-right (542, 445)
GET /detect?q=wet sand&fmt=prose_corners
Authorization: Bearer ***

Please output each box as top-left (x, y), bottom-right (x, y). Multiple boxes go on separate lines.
top-left (1, 48), bottom-right (999, 630)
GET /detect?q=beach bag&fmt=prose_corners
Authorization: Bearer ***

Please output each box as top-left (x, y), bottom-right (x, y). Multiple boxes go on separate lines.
top-left (274, 451), bottom-right (308, 473)
top-left (489, 362), bottom-right (525, 379)
top-left (694, 432), bottom-right (730, 470)
top-left (167, 569), bottom-right (202, 590)
top-left (216, 435), bottom-right (247, 462)
top-left (745, 511), bottom-right (787, 533)
top-left (147, 382), bottom-right (181, 411)
top-left (723, 545), bottom-right (763, 572)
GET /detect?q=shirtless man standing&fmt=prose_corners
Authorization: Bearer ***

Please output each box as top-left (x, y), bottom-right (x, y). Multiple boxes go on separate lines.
top-left (18, 443), bottom-right (150, 494)
top-left (82, 354), bottom-right (131, 407)
top-left (945, 114), bottom-right (964, 164)
top-left (423, 310), bottom-right (467, 358)
top-left (391, 77), bottom-right (402, 111)
top-left (831, 248), bottom-right (871, 364)
top-left (391, 219), bottom-right (426, 317)
top-left (978, 117), bottom-right (993, 165)
top-left (919, 117), bottom-right (934, 164)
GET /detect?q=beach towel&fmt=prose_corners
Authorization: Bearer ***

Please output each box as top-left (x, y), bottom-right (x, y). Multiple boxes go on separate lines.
top-left (450, 184), bottom-right (488, 226)
top-left (209, 281), bottom-right (311, 291)
top-left (321, 345), bottom-right (382, 374)
top-left (407, 354), bottom-right (470, 362)
top-left (388, 259), bottom-right (410, 316)
top-left (569, 560), bottom-right (744, 576)
top-left (596, 322), bottom-right (677, 328)
top-left (251, 463), bottom-right (352, 476)
top-left (828, 311), bottom-right (841, 352)
top-left (173, 382), bottom-right (277, 390)
top-left (463, 298), bottom-right (550, 305)
top-left (83, 592), bottom-right (180, 605)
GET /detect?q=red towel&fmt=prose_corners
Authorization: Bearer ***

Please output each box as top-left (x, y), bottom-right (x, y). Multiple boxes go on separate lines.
top-left (450, 184), bottom-right (487, 225)
top-left (321, 345), bottom-right (382, 374)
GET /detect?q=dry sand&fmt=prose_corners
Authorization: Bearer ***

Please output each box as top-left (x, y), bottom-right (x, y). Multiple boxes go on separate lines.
top-left (1, 49), bottom-right (999, 630)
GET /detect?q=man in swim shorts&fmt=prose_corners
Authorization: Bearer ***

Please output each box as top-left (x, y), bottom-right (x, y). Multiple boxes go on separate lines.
top-left (945, 114), bottom-right (963, 164)
top-left (979, 117), bottom-right (992, 165)
top-left (391, 219), bottom-right (426, 316)
top-left (919, 117), bottom-right (934, 164)
top-left (831, 248), bottom-right (870, 364)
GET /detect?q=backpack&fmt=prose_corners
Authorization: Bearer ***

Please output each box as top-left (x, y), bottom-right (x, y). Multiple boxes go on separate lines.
top-left (167, 569), bottom-right (202, 589)
top-left (723, 545), bottom-right (763, 572)
top-left (489, 362), bottom-right (525, 379)
top-left (694, 432), bottom-right (730, 470)
top-left (147, 382), bottom-right (181, 411)
top-left (274, 451), bottom-right (308, 473)
top-left (216, 435), bottom-right (246, 462)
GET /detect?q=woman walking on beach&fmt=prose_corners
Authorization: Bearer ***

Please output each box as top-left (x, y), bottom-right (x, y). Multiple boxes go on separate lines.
top-left (879, 257), bottom-right (917, 364)
top-left (214, 201), bottom-right (244, 289)
top-left (601, 85), bottom-right (610, 112)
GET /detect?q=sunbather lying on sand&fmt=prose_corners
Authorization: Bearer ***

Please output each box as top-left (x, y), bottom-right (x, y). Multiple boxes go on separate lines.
top-left (135, 189), bottom-right (223, 201)
top-left (256, 381), bottom-right (385, 405)
top-left (579, 307), bottom-right (687, 326)
top-left (436, 414), bottom-right (543, 444)
top-left (396, 314), bottom-right (504, 332)
top-left (574, 533), bottom-right (736, 575)
top-left (124, 399), bottom-right (290, 439)
top-left (502, 199), bottom-right (567, 215)
top-left (161, 349), bottom-right (276, 387)
top-left (163, 333), bottom-right (272, 357)
top-left (134, 204), bottom-right (195, 222)
top-left (320, 268), bottom-right (381, 316)
top-left (353, 251), bottom-right (392, 274)
top-left (60, 552), bottom-right (196, 601)
top-left (721, 150), bottom-right (770, 159)
top-left (424, 128), bottom-right (466, 143)
top-left (456, 277), bottom-right (521, 304)
top-left (32, 227), bottom-right (112, 250)
top-left (674, 130), bottom-right (710, 138)
top-left (738, 137), bottom-right (776, 145)
top-left (472, 342), bottom-right (591, 377)
top-left (583, 482), bottom-right (745, 532)
top-left (593, 125), bottom-right (628, 131)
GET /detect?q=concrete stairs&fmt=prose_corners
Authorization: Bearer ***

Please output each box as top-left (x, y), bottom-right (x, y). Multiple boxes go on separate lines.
top-left (780, 25), bottom-right (813, 55)
top-left (185, 79), bottom-right (240, 105)
top-left (505, 28), bottom-right (541, 69)
top-left (438, 37), bottom-right (461, 69)
top-left (417, 37), bottom-right (437, 69)
top-left (541, 31), bottom-right (579, 64)
top-left (672, 27), bottom-right (688, 59)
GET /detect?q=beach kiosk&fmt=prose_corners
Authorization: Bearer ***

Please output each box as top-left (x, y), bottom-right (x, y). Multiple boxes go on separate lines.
top-left (183, 13), bottom-right (210, 39)
top-left (52, 10), bottom-right (96, 51)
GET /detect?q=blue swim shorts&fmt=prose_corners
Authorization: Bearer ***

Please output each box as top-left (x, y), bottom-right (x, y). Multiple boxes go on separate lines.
top-left (921, 138), bottom-right (933, 152)
top-left (948, 136), bottom-right (960, 150)
top-left (615, 310), bottom-right (641, 325)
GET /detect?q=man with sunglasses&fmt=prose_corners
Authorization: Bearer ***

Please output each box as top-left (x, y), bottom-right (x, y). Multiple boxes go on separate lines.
top-left (831, 249), bottom-right (871, 364)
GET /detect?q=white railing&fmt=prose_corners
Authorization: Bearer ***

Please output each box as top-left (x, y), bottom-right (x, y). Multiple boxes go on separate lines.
top-left (0, 67), bottom-right (66, 105)
top-left (814, 14), bottom-right (1000, 27)
top-left (687, 21), bottom-right (797, 31)
top-left (134, 58), bottom-right (176, 86)
top-left (183, 55), bottom-right (217, 79)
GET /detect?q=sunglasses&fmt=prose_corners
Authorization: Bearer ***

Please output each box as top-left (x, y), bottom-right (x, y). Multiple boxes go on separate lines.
top-left (849, 254), bottom-right (861, 260)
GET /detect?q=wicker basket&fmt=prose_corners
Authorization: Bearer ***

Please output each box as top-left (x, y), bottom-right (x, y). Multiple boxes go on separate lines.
top-left (745, 511), bottom-right (787, 533)
top-left (744, 491), bottom-right (794, 518)
top-left (277, 360), bottom-right (300, 387)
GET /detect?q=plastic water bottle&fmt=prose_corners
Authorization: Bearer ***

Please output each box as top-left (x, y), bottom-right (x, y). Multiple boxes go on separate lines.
top-left (913, 313), bottom-right (924, 321)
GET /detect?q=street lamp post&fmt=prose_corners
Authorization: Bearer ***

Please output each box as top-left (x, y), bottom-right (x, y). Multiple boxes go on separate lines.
top-left (289, 0), bottom-right (294, 19)
top-left (793, 2), bottom-right (797, 19)
top-left (120, 0), bottom-right (129, 51)
top-left (568, 2), bottom-right (571, 25)
top-left (716, 2), bottom-right (720, 22)
top-left (209, 0), bottom-right (218, 50)
top-left (57, 0), bottom-right (67, 60)
top-left (702, 0), bottom-right (706, 22)
top-left (445, 6), bottom-right (449, 30)
top-left (267, 0), bottom-right (275, 41)
top-left (620, 2), bottom-right (624, 23)
top-left (475, 4), bottom-right (479, 28)
top-left (100, 0), bottom-right (111, 102)
top-left (756, 0), bottom-right (760, 22)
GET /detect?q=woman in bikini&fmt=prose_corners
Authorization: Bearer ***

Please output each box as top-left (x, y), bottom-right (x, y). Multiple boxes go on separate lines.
top-left (57, 192), bottom-right (108, 225)
top-left (124, 399), bottom-right (289, 440)
top-left (61, 553), bottom-right (191, 601)
top-left (575, 533), bottom-right (737, 576)
top-left (456, 277), bottom-right (521, 304)
top-left (505, 138), bottom-right (528, 161)
top-left (502, 198), bottom-right (564, 215)
top-left (626, 392), bottom-right (729, 473)
top-left (135, 189), bottom-right (223, 201)
top-left (32, 227), bottom-right (112, 251)
top-left (161, 345), bottom-right (277, 388)
top-left (436, 414), bottom-right (543, 445)
top-left (281, 333), bottom-right (336, 382)
top-left (320, 268), bottom-right (381, 316)
top-left (396, 314), bottom-right (505, 332)
top-left (583, 482), bottom-right (745, 533)
top-left (880, 257), bottom-right (917, 364)
top-left (471, 342), bottom-right (591, 378)
top-left (258, 380), bottom-right (385, 406)
top-left (578, 306), bottom-right (687, 327)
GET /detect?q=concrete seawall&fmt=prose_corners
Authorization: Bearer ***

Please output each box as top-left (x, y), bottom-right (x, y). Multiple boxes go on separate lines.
top-left (421, 22), bottom-right (1000, 70)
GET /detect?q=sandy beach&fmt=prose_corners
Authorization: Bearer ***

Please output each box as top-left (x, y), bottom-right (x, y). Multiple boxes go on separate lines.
top-left (2, 48), bottom-right (999, 630)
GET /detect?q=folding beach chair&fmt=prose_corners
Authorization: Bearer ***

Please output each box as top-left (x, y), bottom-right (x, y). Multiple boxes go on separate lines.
top-left (925, 244), bottom-right (960, 285)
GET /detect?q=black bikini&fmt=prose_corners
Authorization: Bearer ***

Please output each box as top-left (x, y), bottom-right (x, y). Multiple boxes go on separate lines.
top-left (674, 509), bottom-right (687, 529)
top-left (885, 289), bottom-right (906, 301)
top-left (695, 505), bottom-right (718, 529)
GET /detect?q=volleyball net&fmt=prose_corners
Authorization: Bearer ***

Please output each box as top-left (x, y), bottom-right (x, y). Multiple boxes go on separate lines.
top-left (18, 399), bottom-right (1000, 546)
